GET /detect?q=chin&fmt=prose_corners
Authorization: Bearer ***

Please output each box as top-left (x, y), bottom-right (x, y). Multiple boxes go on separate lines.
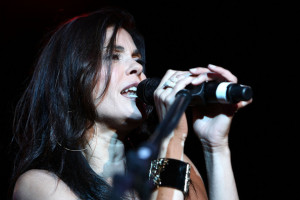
top-left (125, 110), bottom-right (144, 123)
top-left (116, 99), bottom-right (148, 131)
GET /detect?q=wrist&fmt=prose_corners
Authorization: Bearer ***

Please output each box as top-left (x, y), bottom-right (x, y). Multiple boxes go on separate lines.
top-left (159, 136), bottom-right (185, 160)
top-left (202, 141), bottom-right (230, 154)
top-left (203, 145), bottom-right (231, 162)
top-left (202, 145), bottom-right (239, 200)
top-left (200, 137), bottom-right (229, 154)
top-left (203, 146), bottom-right (232, 178)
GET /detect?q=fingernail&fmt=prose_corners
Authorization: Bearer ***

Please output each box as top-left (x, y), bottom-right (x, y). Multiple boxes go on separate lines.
top-left (208, 64), bottom-right (217, 69)
top-left (189, 68), bottom-right (198, 73)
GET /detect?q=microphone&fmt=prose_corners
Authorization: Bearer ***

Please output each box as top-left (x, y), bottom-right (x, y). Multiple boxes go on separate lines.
top-left (137, 78), bottom-right (253, 105)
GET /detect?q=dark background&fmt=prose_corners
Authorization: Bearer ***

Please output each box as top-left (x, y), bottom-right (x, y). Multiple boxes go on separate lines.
top-left (0, 0), bottom-right (297, 199)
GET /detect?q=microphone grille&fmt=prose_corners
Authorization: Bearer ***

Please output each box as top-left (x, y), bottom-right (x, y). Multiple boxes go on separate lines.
top-left (137, 78), bottom-right (161, 105)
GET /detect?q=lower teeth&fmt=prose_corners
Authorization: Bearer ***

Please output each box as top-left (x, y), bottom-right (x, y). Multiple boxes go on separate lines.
top-left (128, 93), bottom-right (137, 98)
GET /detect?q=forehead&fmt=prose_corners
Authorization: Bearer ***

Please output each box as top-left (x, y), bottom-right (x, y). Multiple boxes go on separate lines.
top-left (106, 27), bottom-right (137, 50)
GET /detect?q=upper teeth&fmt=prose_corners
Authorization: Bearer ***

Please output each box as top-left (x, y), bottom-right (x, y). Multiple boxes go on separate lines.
top-left (122, 86), bottom-right (137, 93)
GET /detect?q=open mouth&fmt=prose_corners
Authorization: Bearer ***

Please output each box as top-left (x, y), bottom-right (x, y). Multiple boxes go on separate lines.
top-left (121, 86), bottom-right (138, 99)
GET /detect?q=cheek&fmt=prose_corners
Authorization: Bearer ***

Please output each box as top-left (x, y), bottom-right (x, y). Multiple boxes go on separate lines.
top-left (93, 82), bottom-right (101, 99)
top-left (93, 75), bottom-right (108, 107)
top-left (140, 73), bottom-right (147, 82)
top-left (142, 74), bottom-right (147, 80)
top-left (94, 77), bottom-right (120, 108)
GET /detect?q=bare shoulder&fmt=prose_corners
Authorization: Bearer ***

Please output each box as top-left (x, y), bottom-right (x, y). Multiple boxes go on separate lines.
top-left (13, 169), bottom-right (78, 200)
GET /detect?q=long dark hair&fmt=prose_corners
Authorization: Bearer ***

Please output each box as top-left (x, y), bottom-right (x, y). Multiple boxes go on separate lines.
top-left (10, 7), bottom-right (146, 200)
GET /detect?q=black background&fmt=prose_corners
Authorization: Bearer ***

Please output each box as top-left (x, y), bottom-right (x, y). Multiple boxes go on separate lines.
top-left (0, 0), bottom-right (297, 199)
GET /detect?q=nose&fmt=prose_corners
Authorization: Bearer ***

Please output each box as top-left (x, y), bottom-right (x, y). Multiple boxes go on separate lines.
top-left (126, 61), bottom-right (144, 76)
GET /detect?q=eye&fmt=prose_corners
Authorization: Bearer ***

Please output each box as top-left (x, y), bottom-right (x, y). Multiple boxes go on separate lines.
top-left (112, 53), bottom-right (120, 60)
top-left (133, 54), bottom-right (144, 65)
top-left (136, 58), bottom-right (145, 65)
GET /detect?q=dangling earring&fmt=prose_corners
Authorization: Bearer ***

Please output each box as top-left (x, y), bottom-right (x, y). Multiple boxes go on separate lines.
top-left (88, 124), bottom-right (98, 156)
top-left (56, 140), bottom-right (88, 152)
top-left (55, 124), bottom-right (97, 152)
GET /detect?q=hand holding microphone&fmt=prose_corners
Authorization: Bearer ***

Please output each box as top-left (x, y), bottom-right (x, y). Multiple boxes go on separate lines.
top-left (137, 64), bottom-right (253, 155)
top-left (137, 66), bottom-right (252, 106)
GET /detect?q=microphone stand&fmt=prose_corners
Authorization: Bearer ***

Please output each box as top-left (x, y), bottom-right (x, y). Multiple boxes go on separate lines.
top-left (111, 89), bottom-right (192, 200)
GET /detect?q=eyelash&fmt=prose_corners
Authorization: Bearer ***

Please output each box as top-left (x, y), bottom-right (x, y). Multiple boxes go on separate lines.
top-left (112, 53), bottom-right (120, 60)
top-left (136, 58), bottom-right (144, 65)
top-left (111, 53), bottom-right (144, 65)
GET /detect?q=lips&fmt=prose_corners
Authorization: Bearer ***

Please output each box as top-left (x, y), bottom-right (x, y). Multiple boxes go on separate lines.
top-left (121, 83), bottom-right (138, 99)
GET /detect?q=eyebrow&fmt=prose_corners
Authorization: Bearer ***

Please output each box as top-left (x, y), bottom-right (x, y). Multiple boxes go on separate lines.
top-left (114, 45), bottom-right (125, 52)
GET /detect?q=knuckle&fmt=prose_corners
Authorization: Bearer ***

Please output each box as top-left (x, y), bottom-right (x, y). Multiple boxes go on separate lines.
top-left (165, 95), bottom-right (174, 105)
top-left (153, 89), bottom-right (161, 98)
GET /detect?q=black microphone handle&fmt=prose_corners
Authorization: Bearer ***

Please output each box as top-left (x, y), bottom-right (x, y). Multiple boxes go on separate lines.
top-left (187, 81), bottom-right (253, 105)
top-left (137, 78), bottom-right (253, 106)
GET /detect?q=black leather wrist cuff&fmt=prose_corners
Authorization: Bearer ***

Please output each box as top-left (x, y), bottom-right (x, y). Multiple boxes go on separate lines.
top-left (149, 158), bottom-right (191, 195)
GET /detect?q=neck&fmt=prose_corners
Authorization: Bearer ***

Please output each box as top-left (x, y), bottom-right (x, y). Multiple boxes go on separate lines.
top-left (83, 123), bottom-right (126, 184)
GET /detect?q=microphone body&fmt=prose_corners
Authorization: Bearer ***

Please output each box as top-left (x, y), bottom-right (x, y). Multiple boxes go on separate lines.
top-left (137, 78), bottom-right (252, 106)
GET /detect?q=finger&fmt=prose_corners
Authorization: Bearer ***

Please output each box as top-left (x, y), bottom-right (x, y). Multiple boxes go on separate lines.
top-left (176, 72), bottom-right (193, 81)
top-left (190, 73), bottom-right (213, 85)
top-left (160, 71), bottom-right (191, 90)
top-left (157, 87), bottom-right (174, 106)
top-left (236, 98), bottom-right (253, 109)
top-left (158, 70), bottom-right (186, 88)
top-left (173, 75), bottom-right (194, 92)
top-left (155, 70), bottom-right (189, 111)
top-left (189, 67), bottom-right (211, 75)
top-left (164, 76), bottom-right (194, 105)
top-left (153, 85), bottom-right (173, 120)
top-left (155, 88), bottom-right (174, 120)
top-left (208, 64), bottom-right (238, 83)
top-left (206, 72), bottom-right (228, 82)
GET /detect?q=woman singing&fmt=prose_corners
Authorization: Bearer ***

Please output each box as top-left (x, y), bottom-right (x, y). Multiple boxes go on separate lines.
top-left (11, 7), bottom-right (251, 200)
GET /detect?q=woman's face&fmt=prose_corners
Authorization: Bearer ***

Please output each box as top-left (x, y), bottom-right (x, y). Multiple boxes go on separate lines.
top-left (94, 27), bottom-right (147, 133)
